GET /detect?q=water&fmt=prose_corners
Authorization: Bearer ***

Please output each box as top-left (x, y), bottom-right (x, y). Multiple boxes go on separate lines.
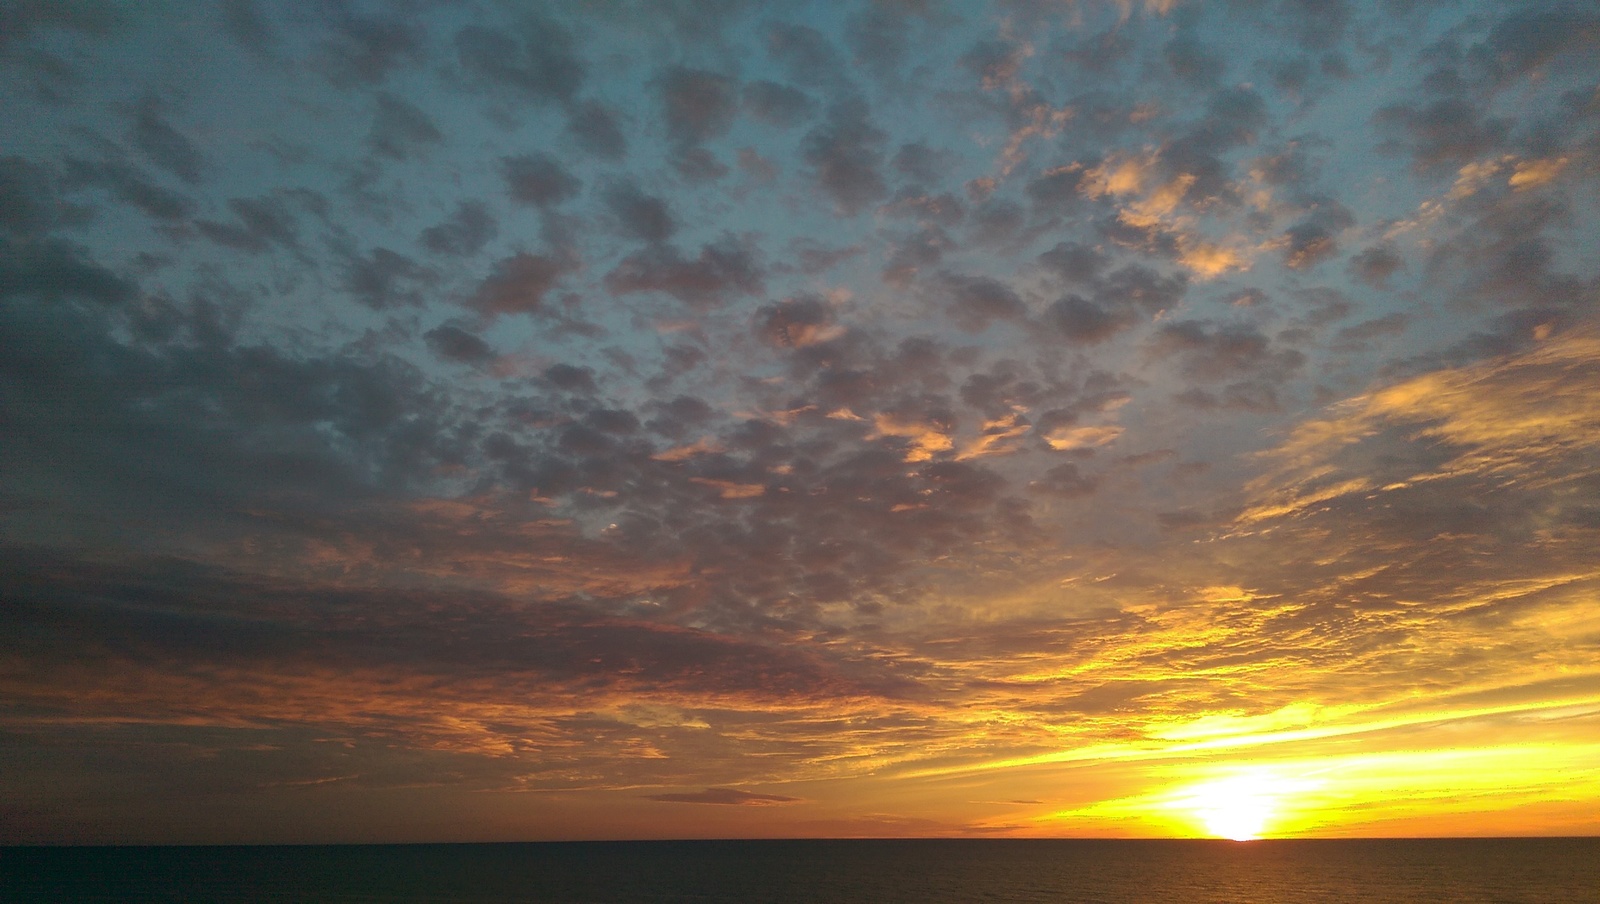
top-left (3, 838), bottom-right (1596, 903)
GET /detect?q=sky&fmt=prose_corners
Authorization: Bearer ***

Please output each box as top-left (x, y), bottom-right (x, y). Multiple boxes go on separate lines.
top-left (2, 0), bottom-right (1598, 845)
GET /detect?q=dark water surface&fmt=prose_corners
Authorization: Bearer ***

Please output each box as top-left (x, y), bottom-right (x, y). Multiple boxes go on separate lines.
top-left (4, 838), bottom-right (1597, 903)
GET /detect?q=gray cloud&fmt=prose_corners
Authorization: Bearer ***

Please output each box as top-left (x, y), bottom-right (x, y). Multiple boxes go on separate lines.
top-left (424, 323), bottom-right (495, 364)
top-left (645, 788), bottom-right (800, 805)
top-left (1468, 8), bottom-right (1600, 90)
top-left (318, 8), bottom-right (424, 86)
top-left (0, 237), bottom-right (135, 306)
top-left (1349, 242), bottom-right (1404, 287)
top-left (657, 66), bottom-right (738, 146)
top-left (802, 98), bottom-right (888, 216)
top-left (129, 98), bottom-right (203, 184)
top-left (565, 99), bottom-right (628, 159)
top-left (454, 17), bottom-right (585, 103)
top-left (420, 201), bottom-right (497, 257)
top-left (367, 93), bottom-right (442, 161)
top-left (755, 294), bottom-right (837, 349)
top-left (1152, 320), bottom-right (1304, 382)
top-left (743, 80), bottom-right (816, 127)
top-left (942, 273), bottom-right (1028, 332)
top-left (1375, 98), bottom-right (1512, 171)
top-left (1282, 197), bottom-right (1355, 270)
top-left (604, 236), bottom-right (763, 309)
top-left (1045, 294), bottom-right (1130, 344)
top-left (468, 251), bottom-right (577, 317)
top-left (62, 157), bottom-right (193, 221)
top-left (195, 194), bottom-right (306, 253)
top-left (343, 247), bottom-right (431, 310)
top-left (1, 157), bottom-right (88, 234)
top-left (503, 153), bottom-right (582, 208)
top-left (603, 180), bottom-right (676, 244)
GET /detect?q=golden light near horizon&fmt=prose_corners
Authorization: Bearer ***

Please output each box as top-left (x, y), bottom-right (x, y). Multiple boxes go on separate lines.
top-left (1030, 763), bottom-right (1329, 840)
top-left (1023, 712), bottom-right (1600, 840)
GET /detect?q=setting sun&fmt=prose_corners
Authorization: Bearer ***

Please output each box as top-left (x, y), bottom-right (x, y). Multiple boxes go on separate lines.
top-left (1169, 771), bottom-right (1317, 841)
top-left (1188, 779), bottom-right (1272, 840)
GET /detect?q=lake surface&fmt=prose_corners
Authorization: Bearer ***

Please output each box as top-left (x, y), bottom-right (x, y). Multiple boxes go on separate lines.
top-left (4, 837), bottom-right (1597, 903)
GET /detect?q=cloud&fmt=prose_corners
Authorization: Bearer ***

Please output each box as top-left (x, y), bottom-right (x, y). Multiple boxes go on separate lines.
top-left (219, 0), bottom-right (275, 56)
top-left (420, 201), bottom-right (497, 257)
top-left (542, 362), bottom-right (596, 394)
top-left (1151, 320), bottom-right (1303, 382)
top-left (424, 324), bottom-right (495, 364)
top-left (1331, 312), bottom-right (1409, 352)
top-left (1241, 328), bottom-right (1600, 528)
top-left (1271, 0), bottom-right (1351, 51)
top-left (1078, 135), bottom-right (1260, 279)
top-left (0, 157), bottom-right (87, 234)
top-left (1097, 264), bottom-right (1187, 317)
top-left (755, 295), bottom-right (843, 348)
top-left (644, 788), bottom-right (800, 805)
top-left (0, 550), bottom-right (920, 749)
top-left (1374, 99), bottom-right (1511, 171)
top-left (1164, 20), bottom-right (1224, 87)
top-left (603, 236), bottom-right (763, 308)
top-left (62, 157), bottom-right (193, 221)
top-left (766, 21), bottom-right (845, 88)
top-left (671, 146), bottom-right (727, 182)
top-left (603, 180), bottom-right (676, 243)
top-left (942, 273), bottom-right (1029, 332)
top-left (317, 8), bottom-right (423, 86)
top-left (1027, 164), bottom-right (1088, 215)
top-left (501, 153), bottom-right (581, 208)
top-left (343, 247), bottom-right (431, 310)
top-left (0, 237), bottom-right (136, 305)
top-left (802, 98), bottom-right (888, 215)
top-left (1281, 198), bottom-right (1354, 270)
top-left (1044, 295), bottom-right (1131, 344)
top-left (1038, 241), bottom-right (1107, 284)
top-left (367, 93), bottom-right (441, 160)
top-left (468, 251), bottom-right (576, 317)
top-left (1041, 423), bottom-right (1123, 452)
top-left (743, 80), bottom-right (816, 127)
top-left (454, 18), bottom-right (585, 103)
top-left (129, 98), bottom-right (203, 184)
top-left (1031, 461), bottom-right (1098, 496)
top-left (565, 99), bottom-right (628, 159)
top-left (1349, 243), bottom-right (1404, 287)
top-left (657, 66), bottom-right (738, 146)
top-left (892, 141), bottom-right (957, 186)
top-left (0, 0), bottom-right (124, 50)
top-left (881, 189), bottom-right (966, 226)
top-left (1508, 156), bottom-right (1570, 191)
top-left (195, 193), bottom-right (306, 253)
top-left (1468, 8), bottom-right (1600, 90)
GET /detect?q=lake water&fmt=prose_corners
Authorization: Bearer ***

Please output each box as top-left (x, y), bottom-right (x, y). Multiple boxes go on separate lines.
top-left (4, 838), bottom-right (1597, 903)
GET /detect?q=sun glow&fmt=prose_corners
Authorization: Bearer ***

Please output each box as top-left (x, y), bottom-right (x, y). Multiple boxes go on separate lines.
top-left (1169, 770), bottom-right (1316, 840)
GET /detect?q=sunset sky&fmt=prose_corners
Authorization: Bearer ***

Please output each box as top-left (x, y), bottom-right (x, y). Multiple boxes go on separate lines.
top-left (4, 0), bottom-right (1599, 845)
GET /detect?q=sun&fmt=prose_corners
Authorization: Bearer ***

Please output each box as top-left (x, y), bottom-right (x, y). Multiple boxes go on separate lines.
top-left (1169, 771), bottom-right (1307, 840)
top-left (1194, 785), bottom-right (1272, 841)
